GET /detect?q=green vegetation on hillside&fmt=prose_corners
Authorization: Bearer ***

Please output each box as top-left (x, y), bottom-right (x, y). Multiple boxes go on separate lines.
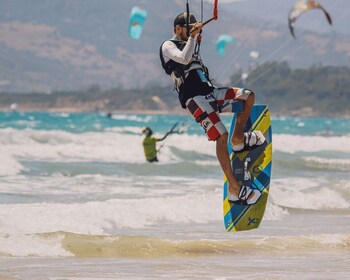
top-left (0, 85), bottom-right (179, 113)
top-left (230, 62), bottom-right (350, 116)
top-left (0, 62), bottom-right (349, 116)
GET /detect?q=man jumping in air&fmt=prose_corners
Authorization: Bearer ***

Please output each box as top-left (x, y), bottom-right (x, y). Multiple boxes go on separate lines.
top-left (159, 12), bottom-right (265, 205)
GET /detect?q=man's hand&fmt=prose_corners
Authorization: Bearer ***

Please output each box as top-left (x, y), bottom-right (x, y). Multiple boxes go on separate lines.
top-left (190, 22), bottom-right (203, 37)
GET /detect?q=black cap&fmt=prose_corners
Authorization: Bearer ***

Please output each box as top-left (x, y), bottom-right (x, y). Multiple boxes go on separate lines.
top-left (142, 127), bottom-right (153, 136)
top-left (173, 12), bottom-right (197, 27)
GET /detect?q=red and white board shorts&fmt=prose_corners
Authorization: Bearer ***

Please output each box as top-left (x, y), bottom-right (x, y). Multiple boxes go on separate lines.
top-left (185, 87), bottom-right (253, 141)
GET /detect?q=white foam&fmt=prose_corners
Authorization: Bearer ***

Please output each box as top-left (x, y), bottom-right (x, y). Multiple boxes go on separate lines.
top-left (335, 180), bottom-right (350, 198)
top-left (194, 160), bottom-right (219, 166)
top-left (0, 177), bottom-right (221, 235)
top-left (273, 134), bottom-right (350, 153)
top-left (0, 153), bottom-right (24, 176)
top-left (302, 156), bottom-right (350, 171)
top-left (272, 177), bottom-right (322, 191)
top-left (0, 128), bottom-right (217, 164)
top-left (111, 114), bottom-right (153, 122)
top-left (57, 113), bottom-right (70, 118)
top-left (0, 232), bottom-right (72, 257)
top-left (164, 134), bottom-right (215, 156)
top-left (308, 233), bottom-right (350, 247)
top-left (0, 128), bottom-right (146, 163)
top-left (1, 128), bottom-right (350, 166)
top-left (264, 201), bottom-right (289, 221)
top-left (0, 179), bottom-right (291, 236)
top-left (106, 126), bottom-right (145, 134)
top-left (270, 178), bottom-right (350, 210)
top-left (0, 201), bottom-right (115, 235)
top-left (0, 128), bottom-right (346, 177)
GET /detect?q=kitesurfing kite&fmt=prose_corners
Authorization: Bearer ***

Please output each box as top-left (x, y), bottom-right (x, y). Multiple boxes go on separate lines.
top-left (128, 7), bottom-right (148, 40)
top-left (249, 50), bottom-right (260, 59)
top-left (216, 35), bottom-right (236, 57)
top-left (288, 0), bottom-right (332, 39)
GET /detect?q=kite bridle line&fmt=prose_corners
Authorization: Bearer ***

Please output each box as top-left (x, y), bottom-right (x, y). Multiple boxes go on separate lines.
top-left (186, 1), bottom-right (190, 37)
top-left (187, 0), bottom-right (218, 35)
top-left (202, 0), bottom-right (218, 27)
top-left (186, 0), bottom-right (218, 57)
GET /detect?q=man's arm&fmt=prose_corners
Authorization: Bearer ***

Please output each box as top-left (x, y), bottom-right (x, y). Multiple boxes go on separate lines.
top-left (162, 38), bottom-right (196, 65)
top-left (156, 131), bottom-right (172, 142)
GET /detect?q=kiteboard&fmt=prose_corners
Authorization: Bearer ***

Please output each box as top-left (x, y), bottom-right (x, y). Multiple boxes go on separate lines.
top-left (223, 104), bottom-right (272, 232)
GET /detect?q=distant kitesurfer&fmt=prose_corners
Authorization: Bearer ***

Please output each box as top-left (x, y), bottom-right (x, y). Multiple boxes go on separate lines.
top-left (141, 126), bottom-right (176, 163)
top-left (159, 12), bottom-right (266, 204)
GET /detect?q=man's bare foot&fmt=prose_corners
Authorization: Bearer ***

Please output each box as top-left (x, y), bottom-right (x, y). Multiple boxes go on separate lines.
top-left (231, 135), bottom-right (244, 147)
top-left (228, 180), bottom-right (240, 198)
top-left (232, 131), bottom-right (266, 152)
top-left (228, 185), bottom-right (262, 205)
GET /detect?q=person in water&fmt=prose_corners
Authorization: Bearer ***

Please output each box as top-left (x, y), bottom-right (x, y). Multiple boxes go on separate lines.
top-left (142, 127), bottom-right (174, 163)
top-left (159, 12), bottom-right (266, 205)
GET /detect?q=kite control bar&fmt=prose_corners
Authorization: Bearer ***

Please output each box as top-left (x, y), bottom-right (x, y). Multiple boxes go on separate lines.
top-left (190, 0), bottom-right (218, 34)
top-left (203, 0), bottom-right (218, 26)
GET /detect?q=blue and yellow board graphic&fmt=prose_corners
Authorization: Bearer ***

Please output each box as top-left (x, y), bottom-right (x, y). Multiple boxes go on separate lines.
top-left (223, 104), bottom-right (272, 232)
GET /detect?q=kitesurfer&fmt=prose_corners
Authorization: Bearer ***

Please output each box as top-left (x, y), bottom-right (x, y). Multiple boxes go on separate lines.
top-left (142, 126), bottom-right (177, 163)
top-left (159, 12), bottom-right (266, 205)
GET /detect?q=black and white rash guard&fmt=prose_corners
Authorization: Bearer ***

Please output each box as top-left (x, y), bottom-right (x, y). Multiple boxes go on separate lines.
top-left (160, 36), bottom-right (214, 108)
top-left (162, 37), bottom-right (196, 66)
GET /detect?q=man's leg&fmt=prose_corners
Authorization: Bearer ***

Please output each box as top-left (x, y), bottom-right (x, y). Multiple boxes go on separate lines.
top-left (216, 133), bottom-right (241, 197)
top-left (231, 91), bottom-right (255, 147)
top-left (185, 94), bottom-right (255, 199)
top-left (217, 129), bottom-right (260, 203)
top-left (214, 88), bottom-right (262, 202)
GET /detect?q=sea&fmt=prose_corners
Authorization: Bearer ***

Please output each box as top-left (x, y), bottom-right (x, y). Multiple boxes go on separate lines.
top-left (0, 111), bottom-right (349, 279)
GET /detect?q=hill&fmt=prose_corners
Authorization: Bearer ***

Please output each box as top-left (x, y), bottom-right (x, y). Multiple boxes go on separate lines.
top-left (0, 0), bottom-right (349, 92)
top-left (1, 63), bottom-right (349, 117)
top-left (230, 62), bottom-right (350, 116)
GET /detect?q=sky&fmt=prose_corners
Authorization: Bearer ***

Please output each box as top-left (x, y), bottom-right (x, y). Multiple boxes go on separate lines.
top-left (0, 0), bottom-right (349, 92)
top-left (208, 0), bottom-right (350, 36)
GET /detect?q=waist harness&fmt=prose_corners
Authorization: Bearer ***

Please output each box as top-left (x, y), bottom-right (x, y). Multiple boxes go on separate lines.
top-left (159, 39), bottom-right (214, 108)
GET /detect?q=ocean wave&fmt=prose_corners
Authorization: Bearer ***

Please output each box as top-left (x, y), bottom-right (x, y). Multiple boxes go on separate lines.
top-left (1, 129), bottom-right (350, 166)
top-left (0, 187), bottom-right (288, 235)
top-left (270, 178), bottom-right (350, 210)
top-left (58, 232), bottom-right (350, 258)
top-left (0, 128), bottom-right (216, 164)
top-left (0, 193), bottom-right (223, 235)
top-left (273, 152), bottom-right (350, 173)
top-left (110, 114), bottom-right (153, 123)
top-left (0, 232), bottom-right (71, 257)
top-left (273, 134), bottom-right (350, 154)
top-left (1, 232), bottom-right (349, 258)
top-left (0, 154), bottom-right (25, 176)
top-left (301, 156), bottom-right (350, 171)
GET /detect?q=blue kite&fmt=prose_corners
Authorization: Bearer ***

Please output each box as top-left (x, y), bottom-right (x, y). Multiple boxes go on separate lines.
top-left (216, 35), bottom-right (236, 57)
top-left (129, 7), bottom-right (148, 40)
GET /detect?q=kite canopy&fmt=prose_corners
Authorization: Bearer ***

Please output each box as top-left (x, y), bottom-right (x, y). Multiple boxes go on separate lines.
top-left (128, 7), bottom-right (148, 40)
top-left (249, 51), bottom-right (260, 59)
top-left (288, 0), bottom-right (332, 38)
top-left (216, 35), bottom-right (236, 57)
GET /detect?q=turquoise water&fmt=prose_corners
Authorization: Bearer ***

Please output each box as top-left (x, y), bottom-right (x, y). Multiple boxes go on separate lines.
top-left (0, 111), bottom-right (349, 279)
top-left (1, 111), bottom-right (349, 135)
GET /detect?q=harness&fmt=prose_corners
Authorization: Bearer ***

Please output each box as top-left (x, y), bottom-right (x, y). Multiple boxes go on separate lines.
top-left (159, 39), bottom-right (214, 108)
top-left (159, 39), bottom-right (187, 76)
